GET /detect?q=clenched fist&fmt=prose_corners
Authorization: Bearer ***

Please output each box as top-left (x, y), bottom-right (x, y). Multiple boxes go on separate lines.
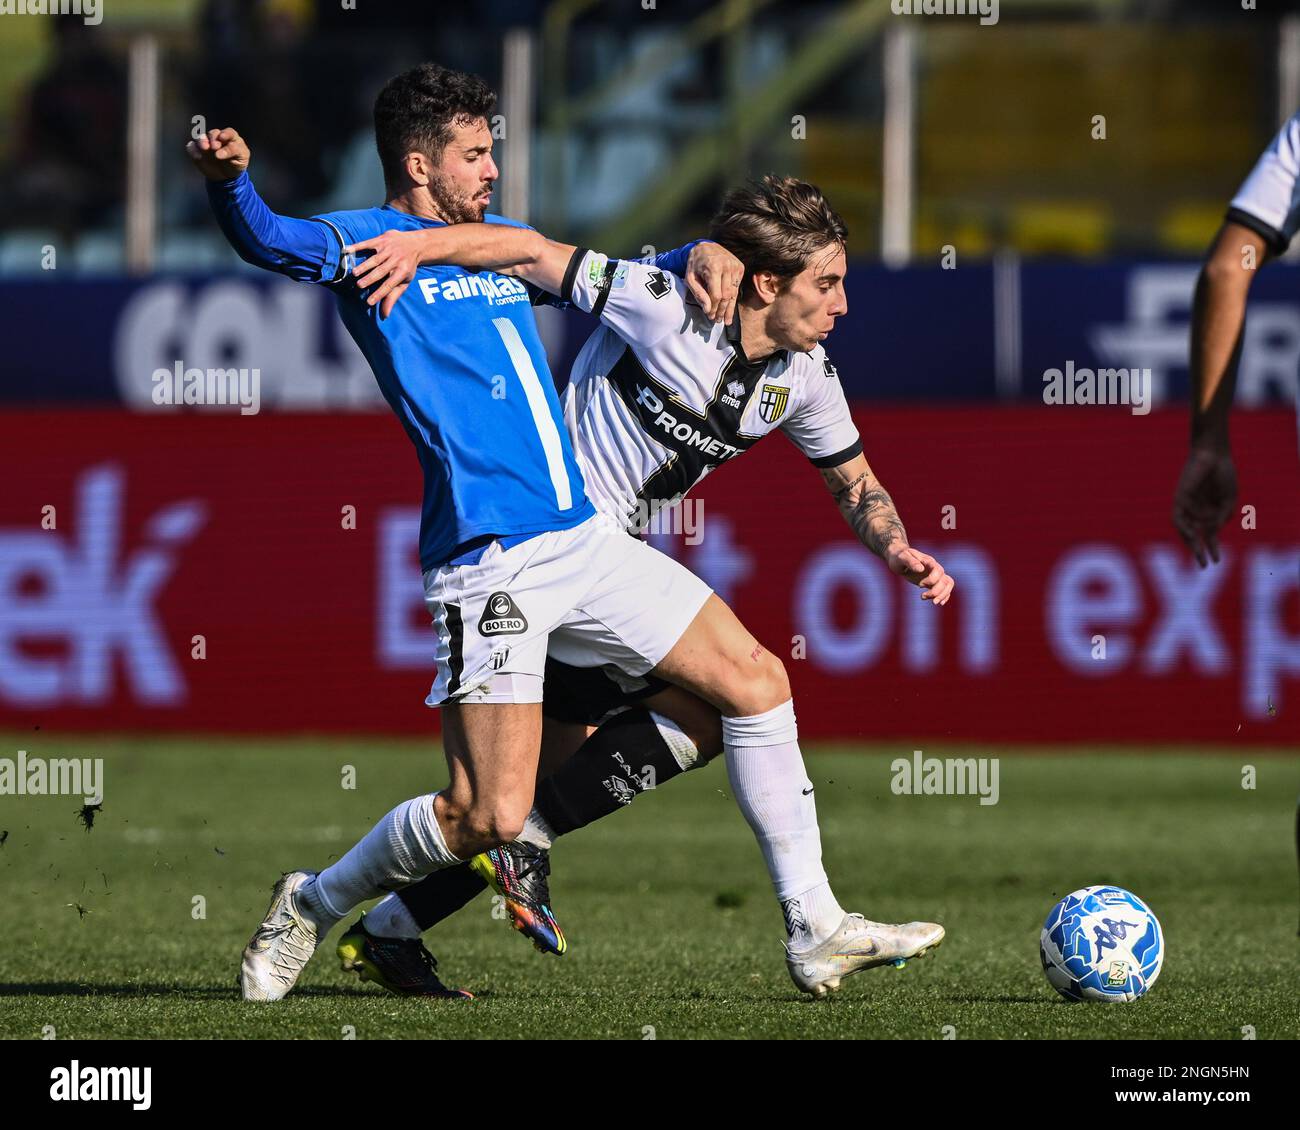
top-left (186, 127), bottom-right (250, 181)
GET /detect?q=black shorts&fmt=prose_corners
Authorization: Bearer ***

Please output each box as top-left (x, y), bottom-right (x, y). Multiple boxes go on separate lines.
top-left (542, 657), bottom-right (670, 726)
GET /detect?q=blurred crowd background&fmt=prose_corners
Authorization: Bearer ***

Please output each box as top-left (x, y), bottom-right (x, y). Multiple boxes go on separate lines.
top-left (4, 0), bottom-right (1300, 274)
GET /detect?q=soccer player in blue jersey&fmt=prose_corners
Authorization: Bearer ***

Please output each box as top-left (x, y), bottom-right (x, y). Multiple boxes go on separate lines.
top-left (191, 65), bottom-right (931, 1003)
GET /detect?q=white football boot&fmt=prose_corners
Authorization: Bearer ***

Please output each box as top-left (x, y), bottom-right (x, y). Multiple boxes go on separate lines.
top-left (786, 912), bottom-right (945, 998)
top-left (240, 870), bottom-right (325, 1001)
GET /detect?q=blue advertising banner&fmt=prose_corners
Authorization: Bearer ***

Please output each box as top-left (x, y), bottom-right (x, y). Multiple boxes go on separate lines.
top-left (1, 260), bottom-right (1297, 409)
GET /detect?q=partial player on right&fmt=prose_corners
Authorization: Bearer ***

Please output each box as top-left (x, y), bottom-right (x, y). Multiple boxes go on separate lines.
top-left (1170, 108), bottom-right (1300, 932)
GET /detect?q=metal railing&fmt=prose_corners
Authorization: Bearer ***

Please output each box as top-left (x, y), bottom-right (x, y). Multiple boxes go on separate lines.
top-left (535, 0), bottom-right (1207, 257)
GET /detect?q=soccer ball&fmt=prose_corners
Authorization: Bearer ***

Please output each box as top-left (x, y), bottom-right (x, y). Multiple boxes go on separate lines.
top-left (1039, 885), bottom-right (1163, 1003)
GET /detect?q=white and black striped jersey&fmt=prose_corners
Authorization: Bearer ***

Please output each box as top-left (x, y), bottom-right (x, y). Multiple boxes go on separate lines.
top-left (1228, 109), bottom-right (1300, 253)
top-left (558, 248), bottom-right (862, 530)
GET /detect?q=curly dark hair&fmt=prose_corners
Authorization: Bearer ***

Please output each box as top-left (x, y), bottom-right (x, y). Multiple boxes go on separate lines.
top-left (707, 176), bottom-right (847, 300)
top-left (373, 64), bottom-right (497, 190)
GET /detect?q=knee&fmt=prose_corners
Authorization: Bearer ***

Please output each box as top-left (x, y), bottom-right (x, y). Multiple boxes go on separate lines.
top-left (470, 805), bottom-right (527, 850)
top-left (442, 793), bottom-right (530, 853)
top-left (721, 647), bottom-right (790, 718)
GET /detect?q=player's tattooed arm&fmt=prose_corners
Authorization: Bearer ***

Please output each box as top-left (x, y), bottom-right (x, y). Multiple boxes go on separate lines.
top-left (821, 459), bottom-right (907, 557)
top-left (821, 454), bottom-right (954, 605)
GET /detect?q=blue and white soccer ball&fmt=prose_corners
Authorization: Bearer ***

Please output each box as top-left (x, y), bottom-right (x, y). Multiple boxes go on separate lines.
top-left (1039, 885), bottom-right (1163, 1003)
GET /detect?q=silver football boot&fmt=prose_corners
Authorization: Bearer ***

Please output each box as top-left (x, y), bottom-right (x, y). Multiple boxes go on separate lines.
top-left (786, 913), bottom-right (945, 997)
top-left (240, 870), bottom-right (326, 1001)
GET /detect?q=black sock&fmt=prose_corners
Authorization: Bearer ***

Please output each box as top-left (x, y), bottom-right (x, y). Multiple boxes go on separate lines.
top-left (399, 862), bottom-right (487, 934)
top-left (534, 707), bottom-right (688, 836)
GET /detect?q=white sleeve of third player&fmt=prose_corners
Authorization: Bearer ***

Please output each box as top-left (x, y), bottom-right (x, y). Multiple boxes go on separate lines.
top-left (780, 350), bottom-right (863, 468)
top-left (561, 247), bottom-right (690, 350)
top-left (1228, 111), bottom-right (1300, 252)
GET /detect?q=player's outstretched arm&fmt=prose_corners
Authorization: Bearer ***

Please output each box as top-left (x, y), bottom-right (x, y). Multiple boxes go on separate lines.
top-left (187, 126), bottom-right (340, 283)
top-left (820, 453), bottom-right (954, 606)
top-left (1173, 220), bottom-right (1262, 566)
top-left (347, 225), bottom-right (574, 316)
top-left (346, 226), bottom-right (744, 321)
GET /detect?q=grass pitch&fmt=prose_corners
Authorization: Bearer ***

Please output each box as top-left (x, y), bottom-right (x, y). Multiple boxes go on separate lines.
top-left (0, 734), bottom-right (1295, 1040)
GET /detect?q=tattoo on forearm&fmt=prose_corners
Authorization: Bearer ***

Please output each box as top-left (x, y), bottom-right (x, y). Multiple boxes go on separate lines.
top-left (823, 469), bottom-right (907, 556)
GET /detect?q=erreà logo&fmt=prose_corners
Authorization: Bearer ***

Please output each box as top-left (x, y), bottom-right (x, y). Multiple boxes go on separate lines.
top-left (478, 592), bottom-right (528, 636)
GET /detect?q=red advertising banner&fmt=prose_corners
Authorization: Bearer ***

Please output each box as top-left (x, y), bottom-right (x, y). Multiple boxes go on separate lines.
top-left (2, 408), bottom-right (1298, 743)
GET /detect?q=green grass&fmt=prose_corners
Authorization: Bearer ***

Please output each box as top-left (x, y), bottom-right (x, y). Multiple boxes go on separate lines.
top-left (0, 734), bottom-right (1296, 1040)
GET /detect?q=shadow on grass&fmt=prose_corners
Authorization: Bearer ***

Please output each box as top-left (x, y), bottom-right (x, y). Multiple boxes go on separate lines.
top-left (0, 982), bottom-right (385, 1001)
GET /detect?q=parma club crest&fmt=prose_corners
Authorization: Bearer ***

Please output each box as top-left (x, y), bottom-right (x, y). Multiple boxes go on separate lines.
top-left (758, 384), bottom-right (790, 424)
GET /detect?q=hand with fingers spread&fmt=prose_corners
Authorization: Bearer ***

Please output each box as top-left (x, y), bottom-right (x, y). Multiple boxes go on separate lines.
top-left (344, 230), bottom-right (430, 318)
top-left (886, 544), bottom-right (955, 606)
top-left (185, 127), bottom-right (251, 181)
top-left (1173, 445), bottom-right (1237, 568)
top-left (685, 241), bottom-right (744, 323)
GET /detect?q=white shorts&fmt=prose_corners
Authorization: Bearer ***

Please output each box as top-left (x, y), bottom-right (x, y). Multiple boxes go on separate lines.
top-left (422, 516), bottom-right (712, 706)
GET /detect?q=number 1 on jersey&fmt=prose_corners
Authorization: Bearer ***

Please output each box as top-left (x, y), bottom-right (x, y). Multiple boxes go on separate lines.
top-left (491, 317), bottom-right (574, 510)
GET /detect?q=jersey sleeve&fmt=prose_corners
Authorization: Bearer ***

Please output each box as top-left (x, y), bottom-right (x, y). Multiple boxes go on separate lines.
top-left (647, 239), bottom-right (703, 278)
top-left (562, 248), bottom-right (690, 350)
top-left (780, 351), bottom-right (863, 467)
top-left (1227, 111), bottom-right (1300, 253)
top-left (206, 171), bottom-right (347, 284)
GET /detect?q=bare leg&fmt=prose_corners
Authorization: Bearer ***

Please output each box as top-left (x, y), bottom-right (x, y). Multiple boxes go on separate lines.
top-left (434, 700), bottom-right (543, 860)
top-left (651, 594), bottom-right (790, 715)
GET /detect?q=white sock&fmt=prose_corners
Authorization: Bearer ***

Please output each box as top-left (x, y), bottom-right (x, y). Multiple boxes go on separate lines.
top-left (779, 881), bottom-right (845, 953)
top-left (364, 893), bottom-right (423, 940)
top-left (518, 805), bottom-right (556, 851)
top-left (650, 709), bottom-right (705, 771)
top-left (302, 793), bottom-right (461, 924)
top-left (723, 700), bottom-right (844, 949)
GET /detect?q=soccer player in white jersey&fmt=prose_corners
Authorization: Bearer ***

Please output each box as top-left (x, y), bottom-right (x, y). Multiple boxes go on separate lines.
top-left (1174, 108), bottom-right (1300, 558)
top-left (1171, 109), bottom-right (1300, 930)
top-left (339, 176), bottom-right (955, 996)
